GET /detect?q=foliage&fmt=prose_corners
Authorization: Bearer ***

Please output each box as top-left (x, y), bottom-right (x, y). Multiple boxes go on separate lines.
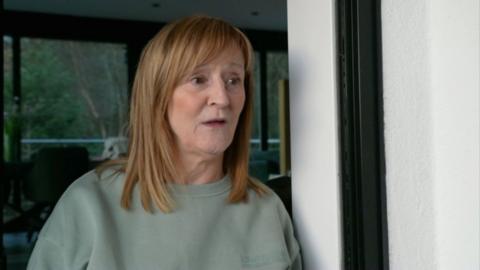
top-left (267, 52), bottom-right (288, 140)
top-left (4, 37), bottom-right (129, 160)
top-left (3, 37), bottom-right (288, 159)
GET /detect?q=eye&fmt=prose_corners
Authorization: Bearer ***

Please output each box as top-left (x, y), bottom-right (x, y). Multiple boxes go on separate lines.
top-left (226, 77), bottom-right (242, 86)
top-left (191, 75), bottom-right (207, 85)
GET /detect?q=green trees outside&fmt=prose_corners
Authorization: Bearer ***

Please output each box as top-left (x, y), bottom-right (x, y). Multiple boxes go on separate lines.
top-left (4, 36), bottom-right (15, 161)
top-left (3, 37), bottom-right (128, 160)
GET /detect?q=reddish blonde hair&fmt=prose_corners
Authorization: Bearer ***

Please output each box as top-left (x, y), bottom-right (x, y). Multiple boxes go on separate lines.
top-left (98, 15), bottom-right (267, 213)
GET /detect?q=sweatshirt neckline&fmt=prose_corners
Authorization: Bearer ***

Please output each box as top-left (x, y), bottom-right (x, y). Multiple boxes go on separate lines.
top-left (169, 175), bottom-right (231, 197)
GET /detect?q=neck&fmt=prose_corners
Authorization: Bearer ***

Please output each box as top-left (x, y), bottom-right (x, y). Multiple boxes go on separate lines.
top-left (174, 152), bottom-right (224, 185)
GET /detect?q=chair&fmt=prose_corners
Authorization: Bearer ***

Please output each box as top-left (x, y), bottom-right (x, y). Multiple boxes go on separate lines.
top-left (22, 146), bottom-right (90, 238)
top-left (265, 175), bottom-right (292, 219)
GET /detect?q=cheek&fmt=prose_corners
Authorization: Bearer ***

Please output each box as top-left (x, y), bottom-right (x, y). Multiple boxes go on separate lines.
top-left (234, 91), bottom-right (246, 116)
top-left (167, 97), bottom-right (190, 137)
top-left (169, 94), bottom-right (197, 122)
top-left (166, 103), bottom-right (179, 129)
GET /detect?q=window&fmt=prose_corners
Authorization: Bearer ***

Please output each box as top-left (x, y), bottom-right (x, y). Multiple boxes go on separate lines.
top-left (19, 38), bottom-right (128, 160)
top-left (249, 51), bottom-right (289, 180)
top-left (267, 52), bottom-right (288, 150)
top-left (251, 51), bottom-right (262, 150)
top-left (3, 35), bottom-right (15, 161)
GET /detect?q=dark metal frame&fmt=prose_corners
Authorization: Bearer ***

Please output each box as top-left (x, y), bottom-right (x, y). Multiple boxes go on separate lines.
top-left (0, 7), bottom-right (5, 269)
top-left (259, 51), bottom-right (269, 150)
top-left (337, 0), bottom-right (390, 269)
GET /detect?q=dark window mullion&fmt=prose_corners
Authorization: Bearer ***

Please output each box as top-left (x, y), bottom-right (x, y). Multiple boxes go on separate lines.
top-left (259, 51), bottom-right (268, 151)
top-left (1, 33), bottom-right (6, 270)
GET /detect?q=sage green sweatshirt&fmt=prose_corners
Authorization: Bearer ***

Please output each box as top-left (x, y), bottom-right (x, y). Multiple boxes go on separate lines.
top-left (27, 169), bottom-right (302, 270)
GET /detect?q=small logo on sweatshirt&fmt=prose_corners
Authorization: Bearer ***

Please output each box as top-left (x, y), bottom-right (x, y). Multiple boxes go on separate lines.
top-left (241, 250), bottom-right (287, 268)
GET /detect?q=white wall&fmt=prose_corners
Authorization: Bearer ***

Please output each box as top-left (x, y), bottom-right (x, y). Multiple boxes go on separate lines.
top-left (383, 0), bottom-right (479, 270)
top-left (431, 1), bottom-right (480, 270)
top-left (382, 0), bottom-right (438, 268)
top-left (287, 0), bottom-right (342, 269)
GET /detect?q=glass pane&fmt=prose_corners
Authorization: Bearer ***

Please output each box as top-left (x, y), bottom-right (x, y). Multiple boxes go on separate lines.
top-left (3, 35), bottom-right (15, 161)
top-left (267, 52), bottom-right (288, 150)
top-left (251, 51), bottom-right (261, 150)
top-left (20, 38), bottom-right (128, 160)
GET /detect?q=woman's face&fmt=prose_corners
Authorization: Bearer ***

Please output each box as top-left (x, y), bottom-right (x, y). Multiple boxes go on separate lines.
top-left (168, 46), bottom-right (246, 159)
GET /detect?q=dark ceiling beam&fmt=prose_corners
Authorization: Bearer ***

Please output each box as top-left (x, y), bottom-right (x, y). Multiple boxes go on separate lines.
top-left (3, 11), bottom-right (287, 50)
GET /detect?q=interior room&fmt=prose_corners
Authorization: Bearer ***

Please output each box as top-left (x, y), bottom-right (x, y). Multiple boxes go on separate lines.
top-left (2, 0), bottom-right (479, 270)
top-left (2, 1), bottom-right (291, 268)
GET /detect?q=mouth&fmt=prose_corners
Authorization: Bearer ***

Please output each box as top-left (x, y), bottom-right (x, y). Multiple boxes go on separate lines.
top-left (202, 118), bottom-right (227, 127)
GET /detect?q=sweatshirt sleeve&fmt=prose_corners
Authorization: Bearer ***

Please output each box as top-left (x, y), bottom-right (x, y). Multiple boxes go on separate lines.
top-left (26, 175), bottom-right (94, 270)
top-left (274, 194), bottom-right (303, 270)
top-left (26, 198), bottom-right (73, 270)
top-left (289, 251), bottom-right (303, 270)
top-left (27, 236), bottom-right (68, 270)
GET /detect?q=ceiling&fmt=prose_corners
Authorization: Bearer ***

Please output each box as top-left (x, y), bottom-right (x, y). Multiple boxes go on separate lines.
top-left (4, 0), bottom-right (288, 31)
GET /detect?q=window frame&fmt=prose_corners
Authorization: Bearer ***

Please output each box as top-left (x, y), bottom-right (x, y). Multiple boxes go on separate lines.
top-left (0, 26), bottom-right (6, 270)
top-left (336, 0), bottom-right (390, 269)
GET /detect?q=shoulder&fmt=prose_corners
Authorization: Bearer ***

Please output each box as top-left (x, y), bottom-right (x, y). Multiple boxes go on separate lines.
top-left (247, 182), bottom-right (283, 207)
top-left (30, 169), bottom-right (123, 269)
top-left (246, 183), bottom-right (291, 221)
top-left (62, 168), bottom-right (124, 199)
top-left (38, 168), bottom-right (125, 236)
top-left (49, 168), bottom-right (126, 219)
top-left (245, 183), bottom-right (301, 267)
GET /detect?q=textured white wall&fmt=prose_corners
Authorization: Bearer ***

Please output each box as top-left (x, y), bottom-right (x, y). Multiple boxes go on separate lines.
top-left (431, 0), bottom-right (480, 269)
top-left (382, 0), bottom-right (438, 269)
top-left (382, 0), bottom-right (480, 269)
top-left (287, 0), bottom-right (342, 269)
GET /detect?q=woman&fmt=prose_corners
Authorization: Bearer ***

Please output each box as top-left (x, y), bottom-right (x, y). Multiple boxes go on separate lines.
top-left (27, 15), bottom-right (302, 270)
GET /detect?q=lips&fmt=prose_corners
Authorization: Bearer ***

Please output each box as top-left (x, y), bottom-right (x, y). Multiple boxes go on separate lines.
top-left (203, 118), bottom-right (227, 127)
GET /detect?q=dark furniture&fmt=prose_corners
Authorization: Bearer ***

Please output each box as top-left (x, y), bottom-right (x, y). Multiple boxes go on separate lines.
top-left (6, 147), bottom-right (90, 239)
top-left (265, 175), bottom-right (292, 218)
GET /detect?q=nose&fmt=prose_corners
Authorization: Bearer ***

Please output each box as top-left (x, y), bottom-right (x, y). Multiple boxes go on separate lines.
top-left (208, 78), bottom-right (230, 107)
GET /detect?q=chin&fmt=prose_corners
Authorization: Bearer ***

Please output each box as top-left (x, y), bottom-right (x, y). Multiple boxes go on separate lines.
top-left (203, 146), bottom-right (228, 156)
top-left (200, 141), bottom-right (231, 156)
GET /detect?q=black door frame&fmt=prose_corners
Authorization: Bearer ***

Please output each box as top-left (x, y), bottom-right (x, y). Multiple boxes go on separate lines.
top-left (337, 0), bottom-right (390, 269)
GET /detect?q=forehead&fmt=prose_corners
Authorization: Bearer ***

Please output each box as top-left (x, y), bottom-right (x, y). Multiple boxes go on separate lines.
top-left (198, 46), bottom-right (245, 67)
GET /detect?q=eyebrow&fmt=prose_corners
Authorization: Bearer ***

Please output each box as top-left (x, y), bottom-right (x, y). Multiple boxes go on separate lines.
top-left (194, 62), bottom-right (244, 71)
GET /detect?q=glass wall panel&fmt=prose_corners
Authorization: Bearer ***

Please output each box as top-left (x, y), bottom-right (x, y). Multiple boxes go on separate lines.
top-left (3, 35), bottom-right (16, 162)
top-left (267, 52), bottom-right (288, 150)
top-left (20, 38), bottom-right (128, 160)
top-left (251, 51), bottom-right (261, 150)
